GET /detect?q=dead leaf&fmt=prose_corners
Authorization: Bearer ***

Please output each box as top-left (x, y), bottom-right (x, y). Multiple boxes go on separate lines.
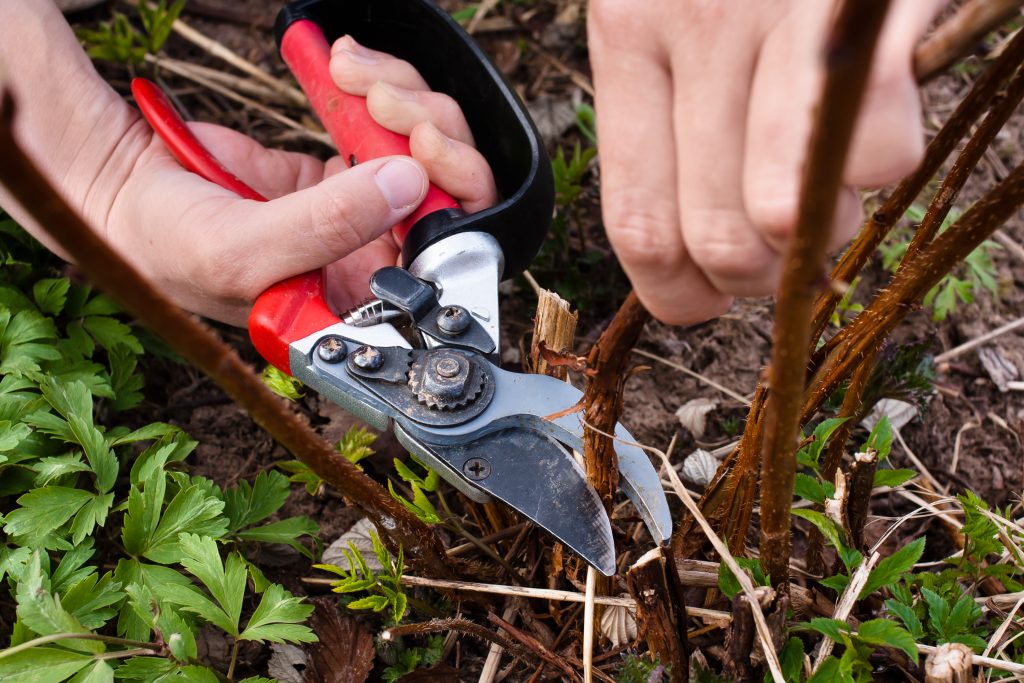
top-left (680, 449), bottom-right (719, 488)
top-left (268, 644), bottom-right (307, 683)
top-left (527, 94), bottom-right (578, 146)
top-left (979, 346), bottom-right (1020, 392)
top-left (305, 599), bottom-right (375, 683)
top-left (536, 340), bottom-right (591, 373)
top-left (322, 518), bottom-right (385, 573)
top-left (675, 398), bottom-right (718, 438)
top-left (600, 602), bottom-right (637, 648)
top-left (861, 398), bottom-right (918, 432)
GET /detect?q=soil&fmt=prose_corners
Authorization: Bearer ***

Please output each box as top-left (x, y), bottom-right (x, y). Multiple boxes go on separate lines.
top-left (60, 0), bottom-right (1024, 679)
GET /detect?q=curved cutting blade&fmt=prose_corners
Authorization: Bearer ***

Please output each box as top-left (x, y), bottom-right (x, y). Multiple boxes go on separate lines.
top-left (407, 427), bottom-right (616, 576)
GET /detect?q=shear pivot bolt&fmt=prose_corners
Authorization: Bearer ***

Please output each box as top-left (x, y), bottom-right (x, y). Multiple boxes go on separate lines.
top-left (316, 336), bottom-right (347, 363)
top-left (351, 345), bottom-right (384, 371)
top-left (434, 357), bottom-right (461, 378)
top-left (463, 457), bottom-right (491, 480)
top-left (437, 305), bottom-right (471, 335)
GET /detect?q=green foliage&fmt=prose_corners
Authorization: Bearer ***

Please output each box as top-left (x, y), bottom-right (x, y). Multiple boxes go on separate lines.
top-left (77, 0), bottom-right (186, 65)
top-left (316, 530), bottom-right (408, 625)
top-left (388, 456), bottom-right (441, 524)
top-left (553, 142), bottom-right (597, 209)
top-left (618, 653), bottom-right (669, 682)
top-left (261, 365), bottom-right (303, 401)
top-left (337, 425), bottom-right (377, 468)
top-left (878, 203), bottom-right (1001, 321)
top-left (717, 557), bottom-right (769, 600)
top-left (0, 216), bottom-right (321, 680)
top-left (575, 103), bottom-right (597, 145)
top-left (376, 634), bottom-right (444, 682)
top-left (805, 617), bottom-right (917, 681)
top-left (830, 276), bottom-right (864, 327)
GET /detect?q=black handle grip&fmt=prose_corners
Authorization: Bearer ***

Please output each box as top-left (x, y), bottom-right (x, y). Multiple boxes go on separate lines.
top-left (276, 0), bottom-right (554, 279)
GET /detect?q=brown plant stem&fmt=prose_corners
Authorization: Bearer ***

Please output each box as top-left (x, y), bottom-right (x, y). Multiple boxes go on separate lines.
top-left (759, 0), bottom-right (892, 586)
top-left (845, 450), bottom-right (878, 551)
top-left (626, 548), bottom-right (687, 682)
top-left (0, 94), bottom-right (458, 580)
top-left (810, 26), bottom-right (1024, 341)
top-left (486, 612), bottom-right (577, 680)
top-left (382, 618), bottom-right (542, 665)
top-left (915, 0), bottom-right (1024, 83)
top-left (902, 63), bottom-right (1024, 264)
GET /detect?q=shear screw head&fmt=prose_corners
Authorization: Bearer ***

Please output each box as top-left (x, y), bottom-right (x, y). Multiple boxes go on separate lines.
top-left (351, 345), bottom-right (384, 371)
top-left (316, 336), bottom-right (347, 363)
top-left (434, 357), bottom-right (461, 378)
top-left (437, 305), bottom-right (471, 335)
top-left (463, 457), bottom-right (491, 480)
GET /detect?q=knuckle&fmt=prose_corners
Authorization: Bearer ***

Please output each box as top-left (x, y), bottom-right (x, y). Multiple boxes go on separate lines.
top-left (604, 196), bottom-right (683, 270)
top-left (747, 197), bottom-right (798, 245)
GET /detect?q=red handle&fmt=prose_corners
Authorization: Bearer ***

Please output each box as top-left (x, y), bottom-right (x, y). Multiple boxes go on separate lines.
top-left (132, 78), bottom-right (338, 373)
top-left (279, 20), bottom-right (459, 243)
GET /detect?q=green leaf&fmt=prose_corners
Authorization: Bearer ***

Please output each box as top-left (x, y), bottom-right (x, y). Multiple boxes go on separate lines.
top-left (799, 417), bottom-right (849, 470)
top-left (14, 551), bottom-right (101, 653)
top-left (235, 517), bottom-right (320, 559)
top-left (60, 570), bottom-right (123, 630)
top-left (805, 618), bottom-right (849, 644)
top-left (337, 426), bottom-right (377, 467)
top-left (0, 306), bottom-right (61, 376)
top-left (922, 587), bottom-right (950, 635)
top-left (68, 660), bottom-right (114, 683)
top-left (885, 599), bottom-right (924, 640)
top-left (161, 581), bottom-right (237, 636)
top-left (277, 459), bottom-right (323, 496)
top-left (0, 419), bottom-right (31, 452)
top-left (123, 472), bottom-right (227, 564)
top-left (222, 470), bottom-right (290, 532)
top-left (33, 278), bottom-right (70, 316)
top-left (859, 537), bottom-right (925, 599)
top-left (68, 492), bottom-right (114, 545)
top-left (82, 316), bottom-right (142, 354)
top-left (794, 473), bottom-right (827, 504)
top-left (819, 574), bottom-right (851, 594)
top-left (261, 365), bottom-right (303, 401)
top-left (792, 509), bottom-right (846, 552)
top-left (945, 593), bottom-right (982, 636)
top-left (33, 454), bottom-right (92, 486)
top-left (176, 534), bottom-right (246, 633)
top-left (857, 619), bottom-right (918, 663)
top-left (108, 346), bottom-right (143, 411)
top-left (778, 637), bottom-right (805, 683)
top-left (239, 583), bottom-right (315, 643)
top-left (347, 595), bottom-right (389, 612)
top-left (37, 378), bottom-right (117, 492)
top-left (111, 657), bottom-right (175, 680)
top-left (863, 416), bottom-right (893, 460)
top-left (388, 480), bottom-right (441, 524)
top-left (4, 486), bottom-right (94, 542)
top-left (873, 468), bottom-right (916, 488)
top-left (0, 647), bottom-right (93, 683)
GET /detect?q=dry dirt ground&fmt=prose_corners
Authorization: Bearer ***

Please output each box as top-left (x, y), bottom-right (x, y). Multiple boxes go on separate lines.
top-left (66, 0), bottom-right (1024, 678)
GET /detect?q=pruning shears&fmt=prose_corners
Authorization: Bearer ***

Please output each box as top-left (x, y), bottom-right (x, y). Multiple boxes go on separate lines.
top-left (132, 0), bottom-right (671, 575)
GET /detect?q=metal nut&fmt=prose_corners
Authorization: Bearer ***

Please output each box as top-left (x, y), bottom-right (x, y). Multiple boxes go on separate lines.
top-left (463, 457), bottom-right (491, 480)
top-left (437, 305), bottom-right (471, 335)
top-left (351, 345), bottom-right (384, 371)
top-left (316, 336), bottom-right (347, 363)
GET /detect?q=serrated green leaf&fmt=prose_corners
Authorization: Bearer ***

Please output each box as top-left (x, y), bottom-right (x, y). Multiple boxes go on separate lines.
top-left (885, 598), bottom-right (924, 640)
top-left (277, 459), bottom-right (323, 496)
top-left (873, 468), bottom-right (916, 488)
top-left (794, 473), bottom-right (827, 504)
top-left (222, 470), bottom-right (290, 532)
top-left (37, 378), bottom-right (117, 492)
top-left (0, 647), bottom-right (93, 683)
top-left (336, 426), bottom-right (377, 467)
top-left (108, 346), bottom-right (143, 411)
top-left (32, 454), bottom-right (92, 486)
top-left (347, 594), bottom-right (389, 612)
top-left (863, 415), bottom-right (893, 460)
top-left (110, 657), bottom-right (175, 680)
top-left (945, 593), bottom-right (982, 636)
top-left (33, 278), bottom-right (70, 316)
top-left (235, 517), bottom-right (319, 559)
top-left (261, 365), bottom-right (303, 401)
top-left (857, 619), bottom-right (918, 662)
top-left (82, 316), bottom-right (142, 354)
top-left (0, 419), bottom-right (31, 451)
top-left (69, 492), bottom-right (113, 546)
top-left (4, 486), bottom-right (94, 542)
top-left (860, 537), bottom-right (924, 599)
top-left (777, 637), bottom-right (805, 683)
top-left (922, 588), bottom-right (949, 635)
top-left (61, 570), bottom-right (123, 630)
top-left (126, 477), bottom-right (227, 564)
top-left (176, 534), bottom-right (246, 633)
top-left (68, 660), bottom-right (113, 683)
top-left (240, 583), bottom-right (315, 643)
top-left (819, 574), bottom-right (851, 593)
top-left (805, 618), bottom-right (849, 643)
top-left (161, 581), bottom-right (237, 636)
top-left (177, 665), bottom-right (222, 683)
top-left (15, 551), bottom-right (101, 653)
top-left (792, 509), bottom-right (846, 552)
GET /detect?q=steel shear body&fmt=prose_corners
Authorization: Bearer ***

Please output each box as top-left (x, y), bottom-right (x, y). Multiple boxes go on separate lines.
top-left (132, 0), bottom-right (672, 575)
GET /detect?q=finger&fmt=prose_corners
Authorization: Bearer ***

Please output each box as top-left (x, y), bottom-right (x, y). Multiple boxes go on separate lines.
top-left (184, 156), bottom-right (427, 307)
top-left (588, 1), bottom-right (731, 324)
top-left (324, 233), bottom-right (400, 313)
top-left (845, 0), bottom-right (947, 186)
top-left (673, 6), bottom-right (781, 297)
top-left (190, 122), bottom-right (326, 198)
top-left (329, 35), bottom-right (429, 95)
top-left (409, 122), bottom-right (496, 213)
top-left (367, 81), bottom-right (475, 145)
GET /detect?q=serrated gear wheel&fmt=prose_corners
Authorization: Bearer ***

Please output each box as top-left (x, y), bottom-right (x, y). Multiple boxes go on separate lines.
top-left (407, 350), bottom-right (485, 410)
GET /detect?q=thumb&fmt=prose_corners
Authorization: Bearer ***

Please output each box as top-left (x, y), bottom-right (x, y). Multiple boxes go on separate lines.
top-left (248, 155), bottom-right (427, 286)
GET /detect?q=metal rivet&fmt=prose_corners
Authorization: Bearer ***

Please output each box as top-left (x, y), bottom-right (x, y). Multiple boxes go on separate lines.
top-left (316, 336), bottom-right (347, 363)
top-left (437, 305), bottom-right (471, 335)
top-left (351, 345), bottom-right (384, 371)
top-left (434, 357), bottom-right (461, 378)
top-left (463, 457), bottom-right (491, 480)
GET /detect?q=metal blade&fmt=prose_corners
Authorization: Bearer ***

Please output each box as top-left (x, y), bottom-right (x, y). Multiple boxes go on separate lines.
top-left (407, 427), bottom-right (616, 576)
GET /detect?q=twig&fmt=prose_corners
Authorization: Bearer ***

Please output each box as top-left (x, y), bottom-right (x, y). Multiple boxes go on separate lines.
top-left (992, 228), bottom-right (1024, 262)
top-left (583, 566), bottom-right (597, 683)
top-left (478, 603), bottom-right (516, 683)
top-left (935, 317), bottom-right (1024, 363)
top-left (467, 0), bottom-right (503, 34)
top-left (759, 0), bottom-right (893, 585)
top-left (894, 428), bottom-right (947, 493)
top-left (632, 349), bottom-right (751, 405)
top-left (0, 93), bottom-right (458, 581)
top-left (382, 618), bottom-right (559, 671)
top-left (165, 12), bottom-right (307, 106)
top-left (915, 0), bottom-right (1024, 82)
top-left (487, 612), bottom-right (578, 681)
top-left (811, 552), bottom-right (881, 672)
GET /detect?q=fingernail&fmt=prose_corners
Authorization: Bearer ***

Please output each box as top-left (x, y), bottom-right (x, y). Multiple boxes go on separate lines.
top-left (340, 47), bottom-right (379, 65)
top-left (332, 34), bottom-right (369, 56)
top-left (376, 81), bottom-right (417, 101)
top-left (375, 159), bottom-right (425, 209)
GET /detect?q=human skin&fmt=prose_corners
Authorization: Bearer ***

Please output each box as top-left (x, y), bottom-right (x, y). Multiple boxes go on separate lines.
top-left (588, 0), bottom-right (949, 324)
top-left (0, 2), bottom-right (495, 326)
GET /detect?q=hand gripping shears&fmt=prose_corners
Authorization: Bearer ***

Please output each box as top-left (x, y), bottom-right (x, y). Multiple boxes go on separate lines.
top-left (132, 0), bottom-right (671, 575)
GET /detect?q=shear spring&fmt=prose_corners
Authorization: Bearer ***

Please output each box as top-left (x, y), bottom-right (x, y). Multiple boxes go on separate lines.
top-left (341, 297), bottom-right (403, 327)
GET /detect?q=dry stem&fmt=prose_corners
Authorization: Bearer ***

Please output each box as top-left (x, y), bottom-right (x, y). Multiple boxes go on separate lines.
top-left (915, 0), bottom-right (1024, 83)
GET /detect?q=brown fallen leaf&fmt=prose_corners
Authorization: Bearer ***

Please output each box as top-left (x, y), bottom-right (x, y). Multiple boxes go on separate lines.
top-left (304, 599), bottom-right (375, 683)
